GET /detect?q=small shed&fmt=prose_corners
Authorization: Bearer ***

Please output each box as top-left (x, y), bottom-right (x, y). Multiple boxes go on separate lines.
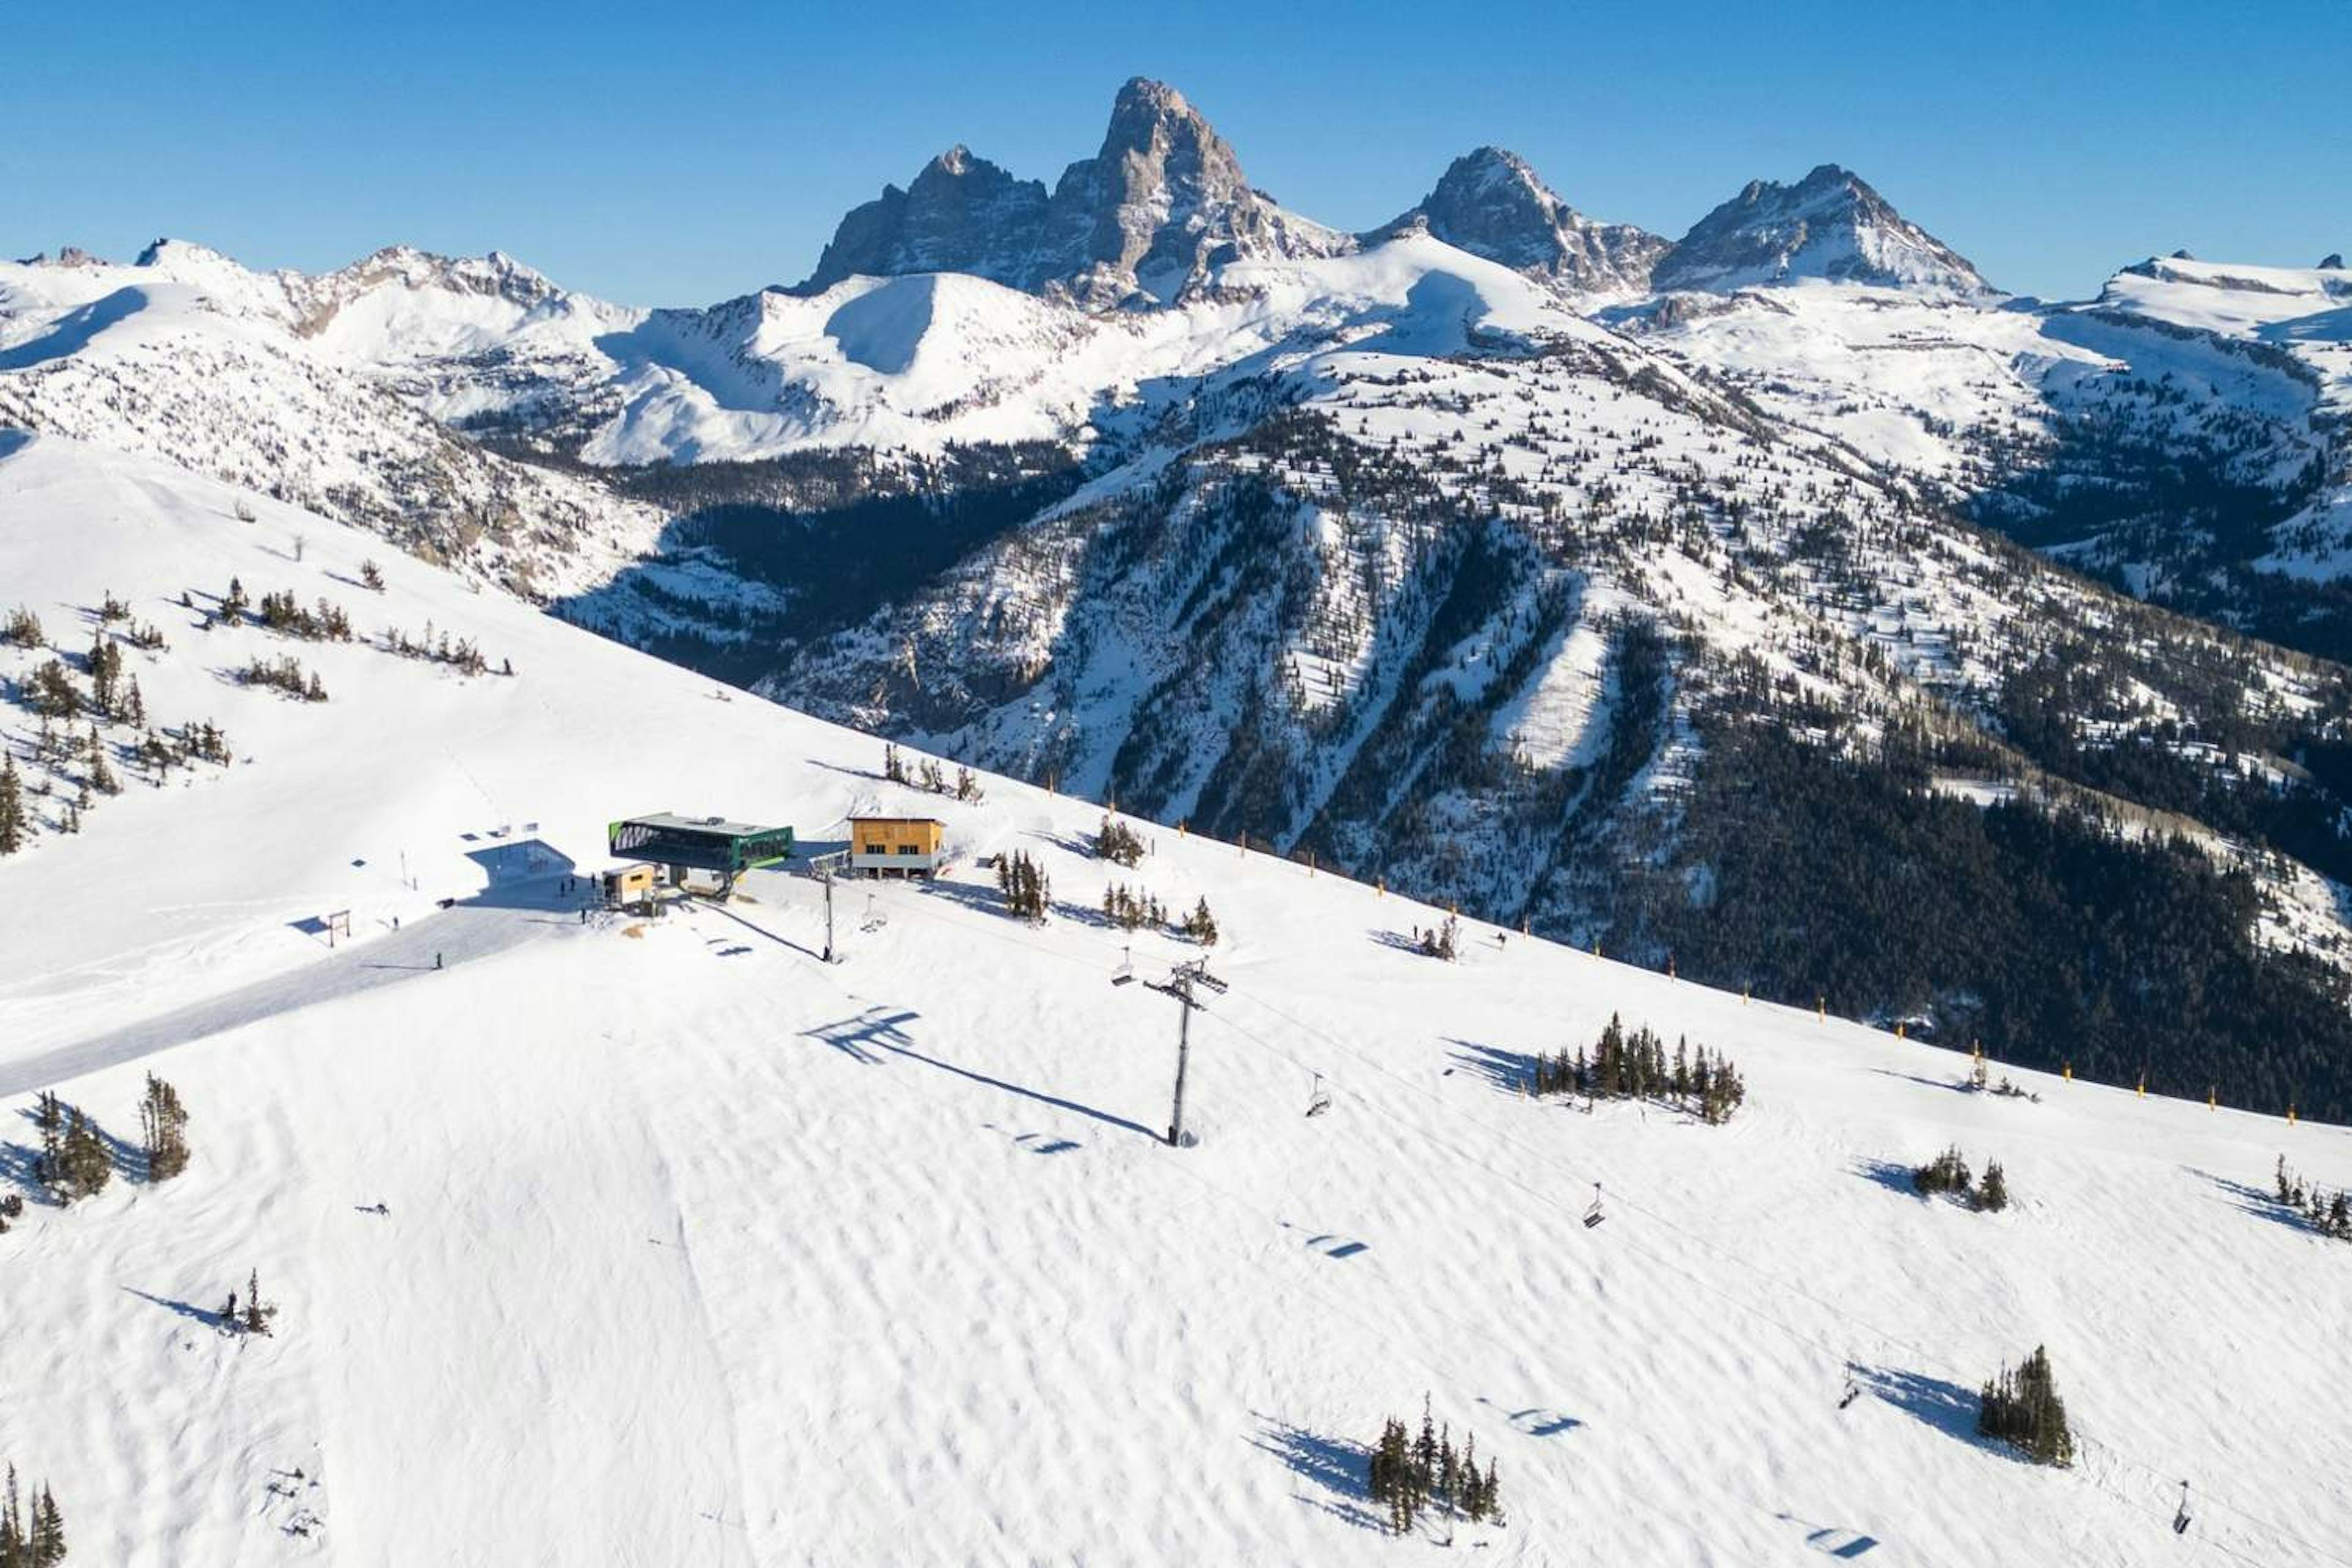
top-left (600, 862), bottom-right (660, 908)
top-left (849, 816), bottom-right (947, 878)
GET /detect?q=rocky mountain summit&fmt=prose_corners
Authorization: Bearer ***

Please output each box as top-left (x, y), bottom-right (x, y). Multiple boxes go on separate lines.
top-left (1368, 145), bottom-right (1670, 293)
top-left (798, 77), bottom-right (1345, 306)
top-left (1652, 163), bottom-right (1989, 294)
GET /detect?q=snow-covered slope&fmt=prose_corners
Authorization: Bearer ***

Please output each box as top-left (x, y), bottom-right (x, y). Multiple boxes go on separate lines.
top-left (2093, 256), bottom-right (2352, 578)
top-left (4, 435), bottom-right (2349, 1566)
top-left (0, 244), bottom-right (661, 597)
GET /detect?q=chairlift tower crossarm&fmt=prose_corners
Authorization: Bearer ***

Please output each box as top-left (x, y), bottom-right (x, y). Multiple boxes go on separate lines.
top-left (1117, 956), bottom-right (1224, 1148)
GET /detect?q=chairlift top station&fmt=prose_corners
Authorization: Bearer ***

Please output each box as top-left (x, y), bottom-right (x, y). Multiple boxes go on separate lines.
top-left (606, 812), bottom-right (796, 895)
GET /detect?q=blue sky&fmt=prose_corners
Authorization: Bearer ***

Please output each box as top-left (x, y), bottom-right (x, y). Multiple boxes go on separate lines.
top-left (8, 0), bottom-right (2345, 305)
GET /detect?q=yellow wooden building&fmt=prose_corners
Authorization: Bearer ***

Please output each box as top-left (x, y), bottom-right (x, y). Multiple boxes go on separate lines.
top-left (849, 816), bottom-right (947, 878)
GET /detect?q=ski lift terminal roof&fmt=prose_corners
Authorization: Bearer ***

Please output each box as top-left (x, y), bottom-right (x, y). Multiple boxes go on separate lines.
top-left (607, 813), bottom-right (796, 874)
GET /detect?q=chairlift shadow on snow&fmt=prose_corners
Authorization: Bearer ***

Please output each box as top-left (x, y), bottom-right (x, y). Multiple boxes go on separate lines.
top-left (799, 1006), bottom-right (1157, 1140)
top-left (1476, 1397), bottom-right (1583, 1439)
top-left (1248, 1416), bottom-right (1385, 1532)
top-left (1774, 1510), bottom-right (1883, 1559)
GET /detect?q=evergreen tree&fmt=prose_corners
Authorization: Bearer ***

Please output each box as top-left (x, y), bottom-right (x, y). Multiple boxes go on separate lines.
top-left (360, 559), bottom-right (385, 592)
top-left (1913, 1145), bottom-right (1973, 1198)
top-left (3, 1463), bottom-right (21, 1565)
top-left (1182, 896), bottom-right (1219, 946)
top-left (32, 1093), bottom-right (63, 1194)
top-left (221, 577), bottom-right (248, 621)
top-left (84, 731), bottom-right (117, 797)
top-left (244, 1269), bottom-right (270, 1336)
top-left (27, 660), bottom-right (77, 722)
top-left (55, 1108), bottom-right (112, 1202)
top-left (1978, 1345), bottom-right (2075, 1467)
top-left (0, 755), bottom-right (25, 856)
top-left (140, 1073), bottom-right (190, 1182)
top-left (28, 1485), bottom-right (60, 1567)
top-left (1096, 815), bottom-right (1147, 866)
top-left (996, 851), bottom-right (1050, 923)
top-left (1977, 1161), bottom-right (2010, 1213)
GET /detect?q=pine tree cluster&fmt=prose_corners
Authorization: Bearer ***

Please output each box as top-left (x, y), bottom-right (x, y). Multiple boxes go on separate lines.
top-left (2, 606), bottom-right (42, 650)
top-left (1101, 881), bottom-right (1167, 932)
top-left (382, 623), bottom-right (491, 676)
top-left (140, 1074), bottom-right (192, 1183)
top-left (1095, 815), bottom-right (1147, 867)
top-left (238, 655), bottom-right (327, 703)
top-left (1912, 1146), bottom-right (2011, 1211)
top-left (1530, 1013), bottom-right (1747, 1123)
top-left (997, 850), bottom-right (1050, 923)
top-left (1412, 917), bottom-right (1460, 961)
top-left (0, 1463), bottom-right (67, 1566)
top-left (1365, 1396), bottom-right (1502, 1537)
top-left (26, 661), bottom-right (78, 723)
top-left (255, 590), bottom-right (353, 642)
top-left (360, 560), bottom-right (385, 592)
top-left (2274, 1156), bottom-right (2352, 1240)
top-left (32, 1093), bottom-right (111, 1204)
top-left (878, 743), bottom-right (984, 802)
top-left (1978, 1346), bottom-right (2075, 1466)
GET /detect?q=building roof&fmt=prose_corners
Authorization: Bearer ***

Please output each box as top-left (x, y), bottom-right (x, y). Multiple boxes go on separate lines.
top-left (850, 815), bottom-right (948, 826)
top-left (625, 812), bottom-right (784, 839)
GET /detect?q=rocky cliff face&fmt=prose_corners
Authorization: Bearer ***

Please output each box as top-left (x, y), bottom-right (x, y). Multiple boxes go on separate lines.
top-left (1370, 146), bottom-right (1668, 293)
top-left (1651, 164), bottom-right (1988, 294)
top-left (795, 78), bottom-right (1347, 307)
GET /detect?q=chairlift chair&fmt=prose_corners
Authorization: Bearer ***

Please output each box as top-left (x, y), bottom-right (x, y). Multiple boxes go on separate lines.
top-left (1111, 946), bottom-right (1136, 987)
top-left (1305, 1072), bottom-right (1333, 1118)
top-left (2172, 1482), bottom-right (2192, 1537)
top-left (1582, 1182), bottom-right (1606, 1229)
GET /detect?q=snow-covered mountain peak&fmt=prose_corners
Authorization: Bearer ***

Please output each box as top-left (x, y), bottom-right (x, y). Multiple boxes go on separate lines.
top-left (1369, 145), bottom-right (1668, 295)
top-left (1652, 163), bottom-right (1989, 296)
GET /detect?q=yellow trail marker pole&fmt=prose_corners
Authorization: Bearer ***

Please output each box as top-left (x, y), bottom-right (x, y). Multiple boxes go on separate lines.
top-left (2137, 1075), bottom-right (2147, 1099)
top-left (1895, 1022), bottom-right (1905, 1039)
top-left (1817, 995), bottom-right (1826, 1023)
top-left (2063, 1061), bottom-right (2073, 1084)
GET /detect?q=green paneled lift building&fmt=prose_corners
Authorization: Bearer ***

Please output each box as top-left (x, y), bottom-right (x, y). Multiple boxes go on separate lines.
top-left (607, 813), bottom-right (795, 898)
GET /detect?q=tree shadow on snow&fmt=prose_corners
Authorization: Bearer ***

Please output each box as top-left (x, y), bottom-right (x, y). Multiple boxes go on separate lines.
top-left (1856, 1367), bottom-right (2019, 1462)
top-left (2188, 1167), bottom-right (2323, 1236)
top-left (1868, 1068), bottom-right (1973, 1096)
top-left (1447, 1041), bottom-right (1538, 1096)
top-left (121, 1286), bottom-right (235, 1332)
top-left (1249, 1416), bottom-right (1384, 1531)
top-left (1852, 1158), bottom-right (1923, 1198)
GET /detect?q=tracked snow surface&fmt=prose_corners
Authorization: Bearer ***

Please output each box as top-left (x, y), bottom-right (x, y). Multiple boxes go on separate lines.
top-left (2, 435), bottom-right (2348, 1566)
